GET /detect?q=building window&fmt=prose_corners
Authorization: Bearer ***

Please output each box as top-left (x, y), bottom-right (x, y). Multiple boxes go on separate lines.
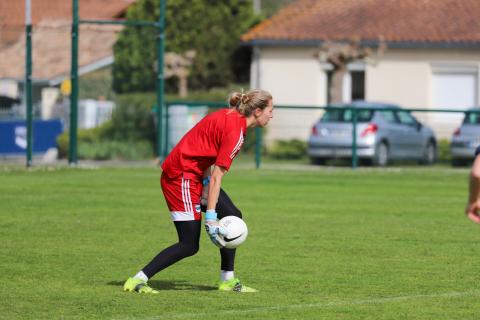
top-left (326, 70), bottom-right (365, 104)
top-left (351, 71), bottom-right (365, 101)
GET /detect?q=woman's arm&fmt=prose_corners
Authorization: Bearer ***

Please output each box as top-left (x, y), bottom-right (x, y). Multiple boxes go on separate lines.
top-left (201, 167), bottom-right (212, 206)
top-left (207, 165), bottom-right (227, 211)
top-left (204, 165), bottom-right (228, 247)
top-left (466, 155), bottom-right (480, 224)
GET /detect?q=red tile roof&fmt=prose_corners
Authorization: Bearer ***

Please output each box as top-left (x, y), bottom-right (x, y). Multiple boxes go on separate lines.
top-left (0, 0), bottom-right (135, 80)
top-left (0, 22), bottom-right (122, 80)
top-left (242, 0), bottom-right (480, 45)
top-left (0, 0), bottom-right (134, 48)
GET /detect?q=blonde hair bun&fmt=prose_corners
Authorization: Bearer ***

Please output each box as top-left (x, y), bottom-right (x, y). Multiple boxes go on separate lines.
top-left (228, 89), bottom-right (272, 117)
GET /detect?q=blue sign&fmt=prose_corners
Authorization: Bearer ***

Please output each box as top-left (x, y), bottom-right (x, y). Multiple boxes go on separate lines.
top-left (0, 119), bottom-right (63, 154)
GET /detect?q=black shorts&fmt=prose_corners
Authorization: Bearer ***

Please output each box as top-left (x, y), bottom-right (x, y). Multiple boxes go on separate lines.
top-left (201, 188), bottom-right (242, 220)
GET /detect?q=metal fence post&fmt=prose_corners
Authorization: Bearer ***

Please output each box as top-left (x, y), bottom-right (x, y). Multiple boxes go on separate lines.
top-left (25, 0), bottom-right (33, 167)
top-left (351, 107), bottom-right (358, 169)
top-left (69, 0), bottom-right (79, 165)
top-left (165, 102), bottom-right (170, 154)
top-left (255, 127), bottom-right (262, 168)
top-left (156, 0), bottom-right (166, 160)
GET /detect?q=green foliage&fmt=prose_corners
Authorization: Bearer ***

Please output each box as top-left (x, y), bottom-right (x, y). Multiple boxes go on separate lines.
top-left (57, 93), bottom-right (157, 160)
top-left (237, 127), bottom-right (263, 154)
top-left (113, 0), bottom-right (259, 93)
top-left (57, 129), bottom-right (153, 160)
top-left (109, 93), bottom-right (156, 142)
top-left (267, 139), bottom-right (307, 159)
top-left (79, 68), bottom-right (116, 100)
top-left (261, 0), bottom-right (297, 17)
top-left (56, 123), bottom-right (112, 158)
top-left (77, 140), bottom-right (154, 160)
top-left (438, 138), bottom-right (452, 163)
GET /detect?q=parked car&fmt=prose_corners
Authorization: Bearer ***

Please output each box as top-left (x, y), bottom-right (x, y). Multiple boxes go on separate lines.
top-left (450, 108), bottom-right (480, 166)
top-left (307, 101), bottom-right (437, 166)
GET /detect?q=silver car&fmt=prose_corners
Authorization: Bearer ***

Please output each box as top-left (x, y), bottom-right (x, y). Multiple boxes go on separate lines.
top-left (307, 101), bottom-right (437, 166)
top-left (450, 108), bottom-right (480, 166)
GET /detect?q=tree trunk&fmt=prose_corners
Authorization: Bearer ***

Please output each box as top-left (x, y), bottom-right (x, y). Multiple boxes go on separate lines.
top-left (178, 76), bottom-right (188, 98)
top-left (330, 66), bottom-right (347, 104)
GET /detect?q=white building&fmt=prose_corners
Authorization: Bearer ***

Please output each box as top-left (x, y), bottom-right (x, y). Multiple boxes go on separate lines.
top-left (242, 0), bottom-right (480, 142)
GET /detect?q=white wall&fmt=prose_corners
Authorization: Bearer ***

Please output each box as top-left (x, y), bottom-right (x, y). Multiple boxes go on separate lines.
top-left (253, 47), bottom-right (327, 144)
top-left (367, 49), bottom-right (480, 138)
top-left (366, 57), bottom-right (430, 108)
top-left (0, 79), bottom-right (19, 99)
top-left (254, 46), bottom-right (480, 143)
top-left (41, 87), bottom-right (60, 119)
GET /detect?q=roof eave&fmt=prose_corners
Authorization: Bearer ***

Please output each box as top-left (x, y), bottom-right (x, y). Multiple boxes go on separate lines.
top-left (242, 39), bottom-right (480, 49)
top-left (49, 55), bottom-right (114, 86)
top-left (0, 77), bottom-right (50, 84)
top-left (0, 56), bottom-right (114, 86)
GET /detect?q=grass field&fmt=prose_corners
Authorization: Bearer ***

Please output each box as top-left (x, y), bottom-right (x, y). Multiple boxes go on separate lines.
top-left (1, 163), bottom-right (480, 319)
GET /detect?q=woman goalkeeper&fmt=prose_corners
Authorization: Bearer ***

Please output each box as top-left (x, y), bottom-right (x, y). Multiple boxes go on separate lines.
top-left (123, 89), bottom-right (273, 293)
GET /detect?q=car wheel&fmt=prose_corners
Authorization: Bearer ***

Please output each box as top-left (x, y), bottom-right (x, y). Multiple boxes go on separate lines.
top-left (310, 157), bottom-right (326, 165)
top-left (452, 158), bottom-right (469, 167)
top-left (373, 142), bottom-right (389, 167)
top-left (421, 141), bottom-right (436, 165)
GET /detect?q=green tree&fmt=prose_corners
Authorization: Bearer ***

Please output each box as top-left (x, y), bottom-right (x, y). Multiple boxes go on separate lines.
top-left (113, 0), bottom-right (258, 93)
top-left (260, 0), bottom-right (296, 17)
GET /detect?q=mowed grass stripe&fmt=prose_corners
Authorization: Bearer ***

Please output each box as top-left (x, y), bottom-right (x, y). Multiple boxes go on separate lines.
top-left (123, 289), bottom-right (480, 320)
top-left (0, 166), bottom-right (479, 320)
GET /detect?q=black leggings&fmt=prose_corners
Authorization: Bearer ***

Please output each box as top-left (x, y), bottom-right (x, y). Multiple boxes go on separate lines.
top-left (209, 188), bottom-right (242, 272)
top-left (142, 189), bottom-right (242, 279)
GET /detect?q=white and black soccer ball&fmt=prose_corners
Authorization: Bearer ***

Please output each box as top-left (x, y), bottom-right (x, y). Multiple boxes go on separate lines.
top-left (219, 216), bottom-right (248, 249)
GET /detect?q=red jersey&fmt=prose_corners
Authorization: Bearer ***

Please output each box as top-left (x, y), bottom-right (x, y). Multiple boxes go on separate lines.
top-left (161, 108), bottom-right (247, 181)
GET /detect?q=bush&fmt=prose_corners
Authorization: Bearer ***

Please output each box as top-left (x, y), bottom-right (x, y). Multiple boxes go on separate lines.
top-left (57, 92), bottom-right (157, 160)
top-left (438, 138), bottom-right (451, 163)
top-left (57, 122), bottom-right (113, 159)
top-left (268, 139), bottom-right (307, 159)
top-left (57, 130), bottom-right (154, 161)
top-left (78, 140), bottom-right (154, 160)
top-left (238, 127), bottom-right (265, 154)
top-left (79, 68), bottom-right (116, 100)
top-left (110, 93), bottom-right (156, 142)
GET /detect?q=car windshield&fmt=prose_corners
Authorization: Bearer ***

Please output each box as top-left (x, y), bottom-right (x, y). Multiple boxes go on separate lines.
top-left (321, 108), bottom-right (373, 123)
top-left (463, 112), bottom-right (480, 125)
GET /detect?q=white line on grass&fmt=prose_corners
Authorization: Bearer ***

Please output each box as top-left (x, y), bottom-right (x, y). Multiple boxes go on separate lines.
top-left (116, 290), bottom-right (480, 320)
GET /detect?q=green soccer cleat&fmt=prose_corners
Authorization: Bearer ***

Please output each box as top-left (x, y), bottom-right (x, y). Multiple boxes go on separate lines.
top-left (123, 277), bottom-right (159, 294)
top-left (218, 278), bottom-right (258, 293)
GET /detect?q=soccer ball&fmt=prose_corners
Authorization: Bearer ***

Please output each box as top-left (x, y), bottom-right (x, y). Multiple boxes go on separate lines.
top-left (218, 216), bottom-right (248, 249)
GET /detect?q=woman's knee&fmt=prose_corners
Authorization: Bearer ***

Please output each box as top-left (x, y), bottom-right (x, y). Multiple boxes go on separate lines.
top-left (233, 208), bottom-right (242, 219)
top-left (179, 242), bottom-right (199, 257)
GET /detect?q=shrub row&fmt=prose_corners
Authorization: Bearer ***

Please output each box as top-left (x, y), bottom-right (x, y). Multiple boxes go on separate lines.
top-left (267, 139), bottom-right (307, 160)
